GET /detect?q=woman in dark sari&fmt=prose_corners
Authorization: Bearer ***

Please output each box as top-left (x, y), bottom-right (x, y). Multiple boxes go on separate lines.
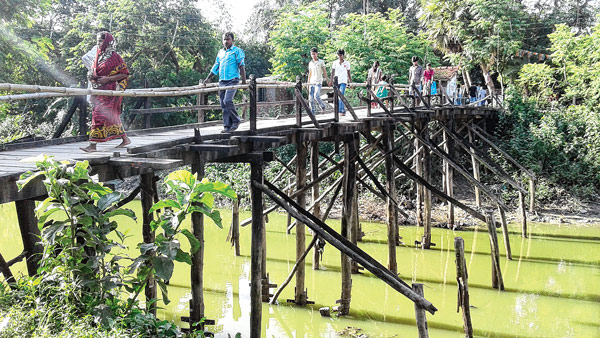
top-left (80, 31), bottom-right (130, 152)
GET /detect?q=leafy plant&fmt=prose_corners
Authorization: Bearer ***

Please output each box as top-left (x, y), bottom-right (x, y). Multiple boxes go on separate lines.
top-left (127, 169), bottom-right (237, 307)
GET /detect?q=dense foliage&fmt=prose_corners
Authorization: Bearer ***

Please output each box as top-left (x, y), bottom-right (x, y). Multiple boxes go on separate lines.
top-left (269, 2), bottom-right (437, 82)
top-left (3, 156), bottom-right (236, 337)
top-left (498, 20), bottom-right (600, 200)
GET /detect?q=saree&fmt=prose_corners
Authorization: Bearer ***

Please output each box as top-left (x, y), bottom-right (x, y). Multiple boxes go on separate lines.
top-left (89, 32), bottom-right (129, 142)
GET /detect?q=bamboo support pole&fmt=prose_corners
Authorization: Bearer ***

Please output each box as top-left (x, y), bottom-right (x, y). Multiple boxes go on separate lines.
top-left (485, 211), bottom-right (504, 290)
top-left (454, 237), bottom-right (473, 338)
top-left (414, 122), bottom-right (424, 228)
top-left (269, 176), bottom-right (343, 304)
top-left (255, 180), bottom-right (437, 314)
top-left (443, 122), bottom-right (455, 228)
top-left (295, 140), bottom-right (308, 305)
top-left (140, 173), bottom-right (157, 315)
top-left (311, 141), bottom-right (321, 270)
top-left (468, 128), bottom-right (481, 207)
top-left (0, 252), bottom-right (16, 286)
top-left (190, 159), bottom-right (205, 326)
top-left (231, 197), bottom-right (240, 256)
top-left (497, 205), bottom-right (512, 260)
top-left (15, 199), bottom-right (42, 277)
top-left (383, 125), bottom-right (398, 273)
top-left (249, 160), bottom-right (265, 337)
top-left (422, 123), bottom-right (433, 248)
top-left (519, 191), bottom-right (528, 238)
top-left (413, 283), bottom-right (430, 338)
top-left (339, 135), bottom-right (357, 315)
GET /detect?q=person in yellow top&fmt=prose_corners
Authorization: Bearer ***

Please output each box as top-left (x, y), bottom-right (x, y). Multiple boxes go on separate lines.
top-left (307, 47), bottom-right (328, 115)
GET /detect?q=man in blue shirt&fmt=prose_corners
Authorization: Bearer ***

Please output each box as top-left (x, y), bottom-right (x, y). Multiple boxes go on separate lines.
top-left (203, 32), bottom-right (246, 132)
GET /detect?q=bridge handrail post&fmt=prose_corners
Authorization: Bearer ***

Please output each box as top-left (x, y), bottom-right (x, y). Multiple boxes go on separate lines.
top-left (366, 79), bottom-right (372, 117)
top-left (389, 77), bottom-right (395, 113)
top-left (78, 95), bottom-right (88, 136)
top-left (333, 76), bottom-right (339, 122)
top-left (249, 74), bottom-right (257, 134)
top-left (143, 97), bottom-right (152, 129)
top-left (295, 75), bottom-right (302, 128)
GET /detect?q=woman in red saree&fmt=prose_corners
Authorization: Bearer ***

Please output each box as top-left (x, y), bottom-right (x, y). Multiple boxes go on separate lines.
top-left (80, 31), bottom-right (130, 152)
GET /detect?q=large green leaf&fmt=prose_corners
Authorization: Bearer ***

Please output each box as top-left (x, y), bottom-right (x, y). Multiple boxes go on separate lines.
top-left (152, 255), bottom-right (174, 281)
top-left (181, 229), bottom-right (201, 254)
top-left (157, 280), bottom-right (170, 305)
top-left (166, 170), bottom-right (197, 188)
top-left (149, 199), bottom-right (181, 213)
top-left (159, 240), bottom-right (180, 260)
top-left (98, 192), bottom-right (122, 211)
top-left (174, 249), bottom-right (192, 265)
top-left (104, 208), bottom-right (136, 220)
top-left (196, 179), bottom-right (237, 199)
top-left (188, 204), bottom-right (223, 228)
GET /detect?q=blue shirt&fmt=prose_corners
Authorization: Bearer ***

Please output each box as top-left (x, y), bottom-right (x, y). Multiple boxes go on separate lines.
top-left (210, 45), bottom-right (245, 81)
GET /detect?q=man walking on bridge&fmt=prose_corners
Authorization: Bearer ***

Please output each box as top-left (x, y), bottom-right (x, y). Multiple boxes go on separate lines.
top-left (203, 32), bottom-right (246, 133)
top-left (307, 47), bottom-right (328, 115)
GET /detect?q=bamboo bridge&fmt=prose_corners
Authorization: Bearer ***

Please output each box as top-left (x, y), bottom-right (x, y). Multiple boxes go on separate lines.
top-left (0, 76), bottom-right (535, 337)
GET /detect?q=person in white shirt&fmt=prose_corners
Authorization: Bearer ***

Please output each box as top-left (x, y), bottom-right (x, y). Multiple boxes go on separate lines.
top-left (307, 47), bottom-right (328, 115)
top-left (329, 49), bottom-right (351, 116)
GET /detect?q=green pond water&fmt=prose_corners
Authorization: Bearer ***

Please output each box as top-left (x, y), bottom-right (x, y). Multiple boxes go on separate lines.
top-left (1, 201), bottom-right (599, 337)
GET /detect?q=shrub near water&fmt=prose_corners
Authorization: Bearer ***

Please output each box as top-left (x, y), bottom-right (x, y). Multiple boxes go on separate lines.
top-left (0, 155), bottom-right (236, 337)
top-left (497, 21), bottom-right (600, 202)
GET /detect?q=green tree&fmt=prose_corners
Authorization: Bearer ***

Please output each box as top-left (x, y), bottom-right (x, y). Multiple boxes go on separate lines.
top-left (421, 0), bottom-right (528, 91)
top-left (269, 1), bottom-right (332, 81)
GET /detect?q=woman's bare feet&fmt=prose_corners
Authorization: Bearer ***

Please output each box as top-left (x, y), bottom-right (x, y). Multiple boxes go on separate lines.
top-left (80, 144), bottom-right (97, 153)
top-left (116, 135), bottom-right (131, 148)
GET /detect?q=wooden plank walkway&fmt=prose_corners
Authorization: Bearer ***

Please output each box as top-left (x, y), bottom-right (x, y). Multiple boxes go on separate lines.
top-left (0, 104), bottom-right (496, 204)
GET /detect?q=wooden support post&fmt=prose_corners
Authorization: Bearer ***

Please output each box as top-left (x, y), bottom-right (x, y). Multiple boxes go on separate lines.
top-left (350, 134), bottom-right (360, 272)
top-left (232, 197), bottom-right (240, 256)
top-left (311, 141), bottom-right (321, 270)
top-left (413, 283), bottom-right (429, 338)
top-left (0, 252), bottom-right (16, 286)
top-left (529, 178), bottom-right (535, 213)
top-left (15, 199), bottom-right (42, 276)
top-left (295, 76), bottom-right (302, 128)
top-left (485, 211), bottom-right (504, 290)
top-left (143, 97), bottom-right (151, 129)
top-left (250, 160), bottom-right (264, 338)
top-left (454, 237), bottom-right (473, 338)
top-left (196, 79), bottom-right (206, 123)
top-left (140, 173), bottom-right (157, 315)
top-left (366, 80), bottom-right (372, 117)
top-left (519, 191), bottom-right (528, 238)
top-left (333, 77), bottom-right (340, 122)
top-left (286, 176), bottom-right (293, 235)
top-left (414, 123), bottom-right (424, 228)
top-left (383, 125), bottom-right (398, 273)
top-left (190, 158), bottom-right (205, 326)
top-left (497, 206), bottom-right (512, 260)
top-left (295, 139), bottom-right (308, 305)
top-left (467, 127), bottom-right (481, 207)
top-left (249, 75), bottom-right (257, 134)
top-left (338, 134), bottom-right (357, 315)
top-left (444, 122), bottom-right (455, 228)
top-left (78, 96), bottom-right (87, 136)
top-left (422, 122), bottom-right (433, 249)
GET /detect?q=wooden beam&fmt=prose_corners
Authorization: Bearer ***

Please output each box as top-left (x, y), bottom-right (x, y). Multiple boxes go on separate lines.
top-left (294, 140), bottom-right (308, 305)
top-left (109, 157), bottom-right (183, 170)
top-left (255, 179), bottom-right (438, 314)
top-left (190, 157), bottom-right (205, 327)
